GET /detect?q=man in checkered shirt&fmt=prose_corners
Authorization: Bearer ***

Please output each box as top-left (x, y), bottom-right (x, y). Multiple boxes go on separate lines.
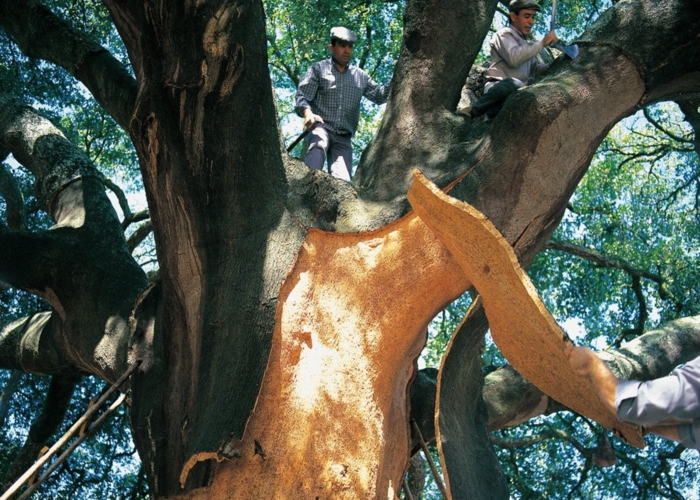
top-left (294, 27), bottom-right (391, 181)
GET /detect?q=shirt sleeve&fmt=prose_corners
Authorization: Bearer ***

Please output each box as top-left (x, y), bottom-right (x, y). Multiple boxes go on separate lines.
top-left (295, 64), bottom-right (319, 117)
top-left (363, 76), bottom-right (390, 105)
top-left (616, 356), bottom-right (700, 425)
top-left (492, 30), bottom-right (544, 69)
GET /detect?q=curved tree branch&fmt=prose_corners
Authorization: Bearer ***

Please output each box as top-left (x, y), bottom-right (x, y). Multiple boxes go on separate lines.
top-left (0, 94), bottom-right (147, 381)
top-left (545, 239), bottom-right (663, 284)
top-left (677, 98), bottom-right (700, 158)
top-left (103, 177), bottom-right (133, 222)
top-left (0, 0), bottom-right (137, 131)
top-left (127, 220), bottom-right (153, 253)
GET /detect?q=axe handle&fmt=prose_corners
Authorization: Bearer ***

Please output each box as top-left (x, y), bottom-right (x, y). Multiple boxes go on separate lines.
top-left (286, 129), bottom-right (310, 153)
top-left (550, 0), bottom-right (557, 31)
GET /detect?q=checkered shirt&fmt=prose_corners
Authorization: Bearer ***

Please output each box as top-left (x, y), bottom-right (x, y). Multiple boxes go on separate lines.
top-left (295, 58), bottom-right (390, 136)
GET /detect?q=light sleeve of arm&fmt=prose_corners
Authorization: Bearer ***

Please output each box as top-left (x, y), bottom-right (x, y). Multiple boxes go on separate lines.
top-left (492, 31), bottom-right (544, 68)
top-left (616, 356), bottom-right (700, 425)
top-left (295, 65), bottom-right (319, 117)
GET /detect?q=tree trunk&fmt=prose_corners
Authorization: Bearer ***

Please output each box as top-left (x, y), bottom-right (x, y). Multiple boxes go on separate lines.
top-left (0, 0), bottom-right (699, 498)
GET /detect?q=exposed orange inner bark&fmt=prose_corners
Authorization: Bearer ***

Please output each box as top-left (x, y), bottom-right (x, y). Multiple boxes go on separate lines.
top-left (175, 205), bottom-right (469, 499)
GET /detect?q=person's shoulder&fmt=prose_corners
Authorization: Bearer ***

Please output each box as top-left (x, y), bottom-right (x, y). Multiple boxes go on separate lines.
top-left (347, 64), bottom-right (367, 75)
top-left (311, 58), bottom-right (332, 69)
top-left (304, 58), bottom-right (332, 77)
top-left (497, 25), bottom-right (520, 38)
top-left (491, 26), bottom-right (517, 43)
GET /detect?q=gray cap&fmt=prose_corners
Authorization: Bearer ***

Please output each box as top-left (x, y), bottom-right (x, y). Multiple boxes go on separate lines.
top-left (330, 27), bottom-right (357, 43)
top-left (508, 0), bottom-right (542, 12)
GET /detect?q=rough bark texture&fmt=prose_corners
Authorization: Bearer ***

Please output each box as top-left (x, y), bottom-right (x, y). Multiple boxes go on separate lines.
top-left (0, 0), bottom-right (699, 498)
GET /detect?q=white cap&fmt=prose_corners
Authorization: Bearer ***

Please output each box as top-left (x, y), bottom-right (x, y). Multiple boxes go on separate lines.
top-left (330, 27), bottom-right (357, 43)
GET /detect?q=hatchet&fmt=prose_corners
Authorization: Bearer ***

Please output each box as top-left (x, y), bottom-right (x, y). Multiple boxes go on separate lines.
top-left (550, 0), bottom-right (580, 59)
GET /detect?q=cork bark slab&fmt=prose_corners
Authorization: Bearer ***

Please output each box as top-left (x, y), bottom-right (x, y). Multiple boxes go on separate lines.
top-left (408, 170), bottom-right (644, 448)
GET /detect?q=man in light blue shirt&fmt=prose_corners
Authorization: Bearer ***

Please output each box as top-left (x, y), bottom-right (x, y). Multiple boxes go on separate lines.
top-left (295, 27), bottom-right (390, 181)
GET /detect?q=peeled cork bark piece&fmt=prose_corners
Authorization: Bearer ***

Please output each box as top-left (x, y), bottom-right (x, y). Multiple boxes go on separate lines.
top-left (407, 169), bottom-right (644, 449)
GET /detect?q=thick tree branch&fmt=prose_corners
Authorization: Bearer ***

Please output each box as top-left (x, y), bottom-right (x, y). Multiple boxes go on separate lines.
top-left (484, 315), bottom-right (700, 428)
top-left (0, 313), bottom-right (71, 375)
top-left (0, 94), bottom-right (104, 213)
top-left (0, 95), bottom-right (147, 381)
top-left (127, 220), bottom-right (153, 253)
top-left (0, 0), bottom-right (137, 131)
top-left (0, 225), bottom-right (71, 300)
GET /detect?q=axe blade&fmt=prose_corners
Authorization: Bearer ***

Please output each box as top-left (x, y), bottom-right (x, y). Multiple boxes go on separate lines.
top-left (553, 42), bottom-right (579, 59)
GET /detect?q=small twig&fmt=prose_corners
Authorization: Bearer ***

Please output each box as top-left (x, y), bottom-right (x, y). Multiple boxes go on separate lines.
top-left (411, 419), bottom-right (448, 499)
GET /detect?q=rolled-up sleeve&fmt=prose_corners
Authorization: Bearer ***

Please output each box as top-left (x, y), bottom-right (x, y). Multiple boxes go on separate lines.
top-left (363, 77), bottom-right (390, 105)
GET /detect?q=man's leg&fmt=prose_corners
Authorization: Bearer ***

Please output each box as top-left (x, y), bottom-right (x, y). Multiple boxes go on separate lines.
top-left (327, 133), bottom-right (353, 181)
top-left (471, 79), bottom-right (524, 118)
top-left (304, 127), bottom-right (330, 171)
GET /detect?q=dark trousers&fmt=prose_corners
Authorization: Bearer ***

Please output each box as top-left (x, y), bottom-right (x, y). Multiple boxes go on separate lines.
top-left (472, 78), bottom-right (524, 119)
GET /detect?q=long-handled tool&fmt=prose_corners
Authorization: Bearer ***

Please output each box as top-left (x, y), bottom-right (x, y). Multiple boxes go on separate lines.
top-left (550, 0), bottom-right (579, 59)
top-left (286, 117), bottom-right (322, 153)
top-left (286, 129), bottom-right (310, 153)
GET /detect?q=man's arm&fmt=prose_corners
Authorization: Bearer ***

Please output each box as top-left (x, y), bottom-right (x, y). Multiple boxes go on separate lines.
top-left (616, 356), bottom-right (700, 426)
top-left (493, 29), bottom-right (557, 69)
top-left (566, 346), bottom-right (700, 449)
top-left (492, 30), bottom-right (543, 68)
top-left (295, 65), bottom-right (324, 129)
top-left (362, 73), bottom-right (391, 106)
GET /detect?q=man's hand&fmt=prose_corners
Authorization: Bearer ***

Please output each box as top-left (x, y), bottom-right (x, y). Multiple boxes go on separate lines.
top-left (542, 29), bottom-right (558, 47)
top-left (303, 110), bottom-right (324, 131)
top-left (564, 345), bottom-right (619, 415)
top-left (564, 345), bottom-right (599, 377)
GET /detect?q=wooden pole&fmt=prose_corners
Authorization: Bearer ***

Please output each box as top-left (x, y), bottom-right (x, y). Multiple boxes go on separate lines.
top-left (0, 361), bottom-right (140, 500)
top-left (411, 419), bottom-right (448, 499)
